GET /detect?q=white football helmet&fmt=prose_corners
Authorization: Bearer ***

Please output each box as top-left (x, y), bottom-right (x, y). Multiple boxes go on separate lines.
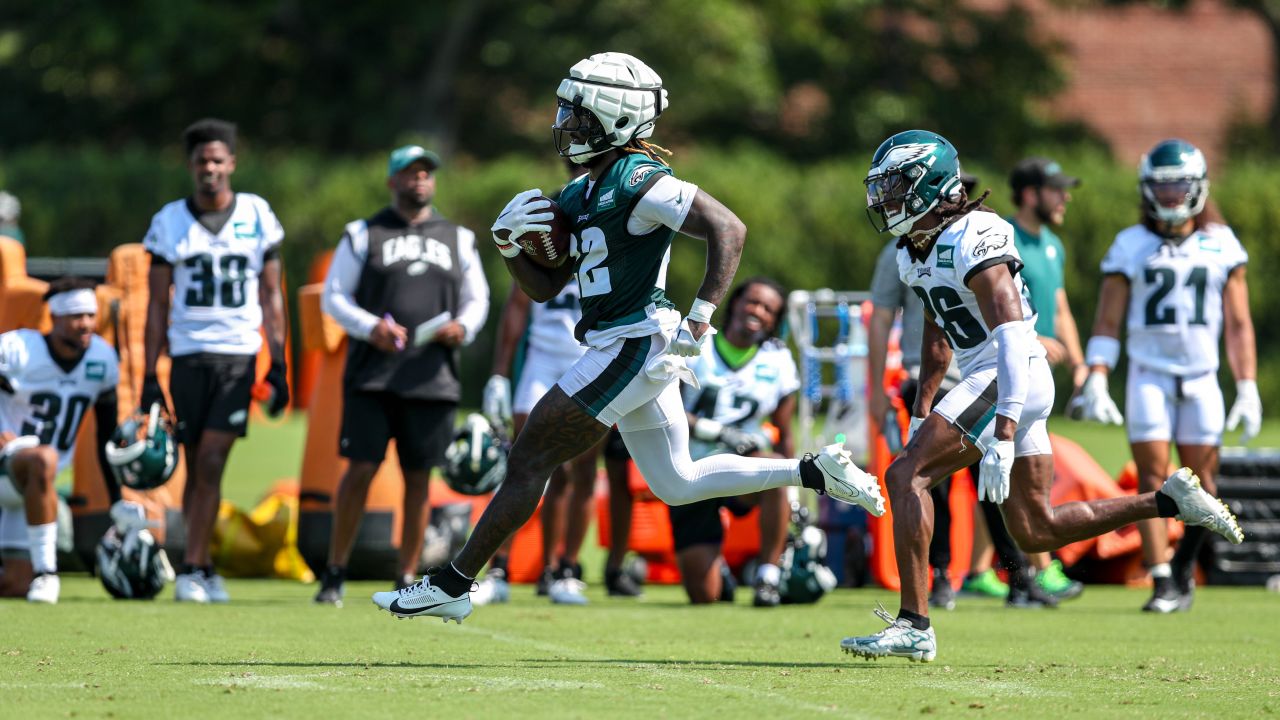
top-left (553, 52), bottom-right (668, 162)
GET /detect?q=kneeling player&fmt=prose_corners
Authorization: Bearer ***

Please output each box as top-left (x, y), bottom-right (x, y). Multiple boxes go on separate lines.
top-left (0, 278), bottom-right (121, 604)
top-left (841, 131), bottom-right (1243, 663)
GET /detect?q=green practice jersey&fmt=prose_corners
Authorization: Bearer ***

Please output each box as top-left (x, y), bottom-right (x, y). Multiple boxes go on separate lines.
top-left (557, 153), bottom-right (678, 337)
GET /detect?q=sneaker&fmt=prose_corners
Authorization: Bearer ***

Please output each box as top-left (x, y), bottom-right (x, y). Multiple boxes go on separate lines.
top-left (535, 568), bottom-right (554, 597)
top-left (1006, 569), bottom-right (1058, 609)
top-left (928, 570), bottom-right (956, 611)
top-left (752, 579), bottom-right (781, 607)
top-left (471, 568), bottom-right (511, 607)
top-left (1142, 576), bottom-right (1182, 614)
top-left (175, 572), bottom-right (210, 603)
top-left (605, 567), bottom-right (644, 598)
top-left (841, 604), bottom-right (937, 663)
top-left (314, 566), bottom-right (345, 607)
top-left (1036, 559), bottom-right (1084, 601)
top-left (26, 572), bottom-right (59, 604)
top-left (549, 577), bottom-right (589, 605)
top-left (202, 572), bottom-right (230, 603)
top-left (804, 444), bottom-right (885, 516)
top-left (1161, 467), bottom-right (1244, 544)
top-left (372, 572), bottom-right (472, 623)
top-left (395, 574), bottom-right (417, 591)
top-left (960, 569), bottom-right (1008, 598)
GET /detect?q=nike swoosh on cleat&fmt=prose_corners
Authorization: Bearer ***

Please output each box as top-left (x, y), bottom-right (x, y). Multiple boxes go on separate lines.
top-left (389, 598), bottom-right (461, 615)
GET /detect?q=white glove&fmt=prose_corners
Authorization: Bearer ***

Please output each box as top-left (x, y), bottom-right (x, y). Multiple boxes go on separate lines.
top-left (490, 189), bottom-right (553, 259)
top-left (1226, 379), bottom-right (1262, 444)
top-left (978, 439), bottom-right (1015, 504)
top-left (1073, 371), bottom-right (1124, 425)
top-left (670, 319), bottom-right (715, 358)
top-left (483, 375), bottom-right (513, 426)
top-left (109, 500), bottom-right (154, 532)
top-left (907, 416), bottom-right (925, 444)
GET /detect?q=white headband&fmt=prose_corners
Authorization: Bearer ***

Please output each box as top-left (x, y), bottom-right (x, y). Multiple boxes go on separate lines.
top-left (47, 288), bottom-right (97, 317)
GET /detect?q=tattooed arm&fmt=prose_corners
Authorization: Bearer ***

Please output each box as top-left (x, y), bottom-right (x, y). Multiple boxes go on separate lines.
top-left (674, 189), bottom-right (747, 339)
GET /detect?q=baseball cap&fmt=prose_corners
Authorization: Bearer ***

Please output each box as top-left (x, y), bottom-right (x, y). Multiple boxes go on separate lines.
top-left (387, 145), bottom-right (442, 176)
top-left (1009, 157), bottom-right (1080, 194)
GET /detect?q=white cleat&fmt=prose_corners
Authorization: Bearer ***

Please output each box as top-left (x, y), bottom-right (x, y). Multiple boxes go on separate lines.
top-left (26, 573), bottom-right (60, 604)
top-left (372, 574), bottom-right (472, 623)
top-left (840, 604), bottom-right (937, 663)
top-left (1160, 467), bottom-right (1244, 545)
top-left (203, 573), bottom-right (230, 603)
top-left (549, 577), bottom-right (589, 605)
top-left (471, 571), bottom-right (511, 607)
top-left (175, 573), bottom-right (210, 603)
top-left (810, 444), bottom-right (885, 516)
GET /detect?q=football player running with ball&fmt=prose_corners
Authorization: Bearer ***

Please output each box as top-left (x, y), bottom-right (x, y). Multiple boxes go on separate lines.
top-left (1074, 139), bottom-right (1258, 613)
top-left (841, 130), bottom-right (1243, 663)
top-left (372, 52), bottom-right (885, 622)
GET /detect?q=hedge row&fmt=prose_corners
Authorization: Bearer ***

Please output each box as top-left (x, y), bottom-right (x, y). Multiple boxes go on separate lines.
top-left (3, 143), bottom-right (1277, 408)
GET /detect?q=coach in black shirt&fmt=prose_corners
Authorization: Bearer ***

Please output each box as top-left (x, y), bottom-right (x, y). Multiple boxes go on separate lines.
top-left (316, 145), bottom-right (489, 604)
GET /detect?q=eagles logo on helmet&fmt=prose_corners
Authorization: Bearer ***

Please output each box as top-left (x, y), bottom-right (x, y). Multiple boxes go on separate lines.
top-left (864, 130), bottom-right (963, 247)
top-left (105, 403), bottom-right (178, 491)
top-left (442, 413), bottom-right (510, 496)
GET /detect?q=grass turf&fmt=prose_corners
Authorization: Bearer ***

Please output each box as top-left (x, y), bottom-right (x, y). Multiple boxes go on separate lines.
top-left (1, 579), bottom-right (1277, 719)
top-left (14, 415), bottom-right (1280, 718)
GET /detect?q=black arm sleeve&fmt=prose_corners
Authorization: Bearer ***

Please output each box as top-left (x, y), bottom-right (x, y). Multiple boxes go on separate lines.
top-left (94, 388), bottom-right (121, 504)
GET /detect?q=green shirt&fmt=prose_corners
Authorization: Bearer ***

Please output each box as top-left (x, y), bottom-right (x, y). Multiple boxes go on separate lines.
top-left (1009, 217), bottom-right (1065, 338)
top-left (557, 153), bottom-right (677, 332)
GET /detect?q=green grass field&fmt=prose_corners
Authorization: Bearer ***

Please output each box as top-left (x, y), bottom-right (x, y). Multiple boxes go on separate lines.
top-left (10, 415), bottom-right (1280, 718)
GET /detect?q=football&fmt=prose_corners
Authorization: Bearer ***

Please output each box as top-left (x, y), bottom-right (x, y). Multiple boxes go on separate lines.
top-left (514, 196), bottom-right (571, 269)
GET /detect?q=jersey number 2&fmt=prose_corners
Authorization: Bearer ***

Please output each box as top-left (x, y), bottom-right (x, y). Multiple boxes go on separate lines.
top-left (573, 228), bottom-right (612, 298)
top-left (185, 253), bottom-right (250, 308)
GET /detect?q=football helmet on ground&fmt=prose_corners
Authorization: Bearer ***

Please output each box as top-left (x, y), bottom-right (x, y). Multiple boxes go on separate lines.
top-left (442, 414), bottom-right (509, 496)
top-left (1139, 138), bottom-right (1209, 232)
top-left (105, 403), bottom-right (178, 491)
top-left (864, 129), bottom-right (963, 244)
top-left (553, 52), bottom-right (668, 162)
top-left (96, 502), bottom-right (173, 600)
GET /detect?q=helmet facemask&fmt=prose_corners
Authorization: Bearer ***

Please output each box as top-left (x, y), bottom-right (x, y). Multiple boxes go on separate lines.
top-left (553, 52), bottom-right (668, 162)
top-left (553, 97), bottom-right (611, 162)
top-left (1141, 176), bottom-right (1209, 234)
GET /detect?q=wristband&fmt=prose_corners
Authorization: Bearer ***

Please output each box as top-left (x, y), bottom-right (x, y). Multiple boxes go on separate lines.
top-left (1085, 336), bottom-right (1120, 370)
top-left (687, 298), bottom-right (716, 324)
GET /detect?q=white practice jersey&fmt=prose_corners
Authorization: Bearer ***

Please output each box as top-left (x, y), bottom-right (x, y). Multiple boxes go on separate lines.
top-left (143, 193), bottom-right (284, 356)
top-left (1101, 223), bottom-right (1247, 375)
top-left (682, 339), bottom-right (800, 457)
top-left (897, 210), bottom-right (1044, 375)
top-left (526, 278), bottom-right (587, 363)
top-left (0, 330), bottom-right (119, 472)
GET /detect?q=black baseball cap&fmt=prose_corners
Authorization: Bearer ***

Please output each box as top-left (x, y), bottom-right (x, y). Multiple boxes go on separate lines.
top-left (1009, 157), bottom-right (1080, 194)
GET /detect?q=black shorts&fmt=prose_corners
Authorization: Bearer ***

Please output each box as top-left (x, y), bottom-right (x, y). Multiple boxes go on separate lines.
top-left (668, 499), bottom-right (725, 552)
top-left (170, 353), bottom-right (256, 444)
top-left (340, 391), bottom-right (455, 471)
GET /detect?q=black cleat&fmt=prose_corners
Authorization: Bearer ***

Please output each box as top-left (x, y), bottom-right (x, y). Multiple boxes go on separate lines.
top-left (752, 579), bottom-right (781, 607)
top-left (1143, 576), bottom-right (1182, 613)
top-left (928, 569), bottom-right (956, 611)
top-left (535, 568), bottom-right (554, 597)
top-left (1006, 569), bottom-right (1058, 609)
top-left (717, 561), bottom-right (738, 603)
top-left (314, 566), bottom-right (345, 607)
top-left (605, 567), bottom-right (644, 597)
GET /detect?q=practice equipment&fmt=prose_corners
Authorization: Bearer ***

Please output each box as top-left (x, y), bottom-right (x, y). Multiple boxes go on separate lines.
top-left (442, 414), bottom-right (510, 496)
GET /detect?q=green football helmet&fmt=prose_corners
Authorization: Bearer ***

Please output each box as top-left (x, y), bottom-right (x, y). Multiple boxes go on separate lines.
top-left (865, 129), bottom-right (963, 246)
top-left (105, 403), bottom-right (178, 491)
top-left (1139, 138), bottom-right (1209, 231)
top-left (779, 525), bottom-right (838, 604)
top-left (96, 525), bottom-right (173, 600)
top-left (442, 414), bottom-right (509, 496)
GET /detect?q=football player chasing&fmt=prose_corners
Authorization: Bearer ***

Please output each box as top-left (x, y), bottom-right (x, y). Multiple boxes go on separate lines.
top-left (0, 278), bottom-right (120, 603)
top-left (1074, 140), bottom-right (1259, 613)
top-left (372, 52), bottom-right (885, 622)
top-left (841, 130), bottom-right (1243, 663)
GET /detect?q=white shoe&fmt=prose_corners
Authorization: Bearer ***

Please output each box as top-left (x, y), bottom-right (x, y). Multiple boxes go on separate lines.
top-left (471, 571), bottom-right (511, 607)
top-left (549, 577), bottom-right (589, 605)
top-left (810, 444), bottom-right (885, 516)
top-left (202, 572), bottom-right (230, 603)
top-left (26, 573), bottom-right (59, 604)
top-left (841, 604), bottom-right (937, 663)
top-left (1160, 467), bottom-right (1244, 544)
top-left (372, 574), bottom-right (472, 623)
top-left (175, 573), bottom-right (210, 603)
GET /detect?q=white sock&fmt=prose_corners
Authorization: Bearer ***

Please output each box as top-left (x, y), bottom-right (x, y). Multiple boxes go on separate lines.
top-left (27, 521), bottom-right (57, 575)
top-left (1150, 562), bottom-right (1172, 579)
top-left (756, 563), bottom-right (782, 586)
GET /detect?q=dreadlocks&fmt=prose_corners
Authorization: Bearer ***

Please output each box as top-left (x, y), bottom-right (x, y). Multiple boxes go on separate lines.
top-left (623, 138), bottom-right (673, 166)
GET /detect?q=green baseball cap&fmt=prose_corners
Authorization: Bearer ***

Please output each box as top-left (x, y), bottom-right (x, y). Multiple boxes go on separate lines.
top-left (387, 145), bottom-right (442, 176)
